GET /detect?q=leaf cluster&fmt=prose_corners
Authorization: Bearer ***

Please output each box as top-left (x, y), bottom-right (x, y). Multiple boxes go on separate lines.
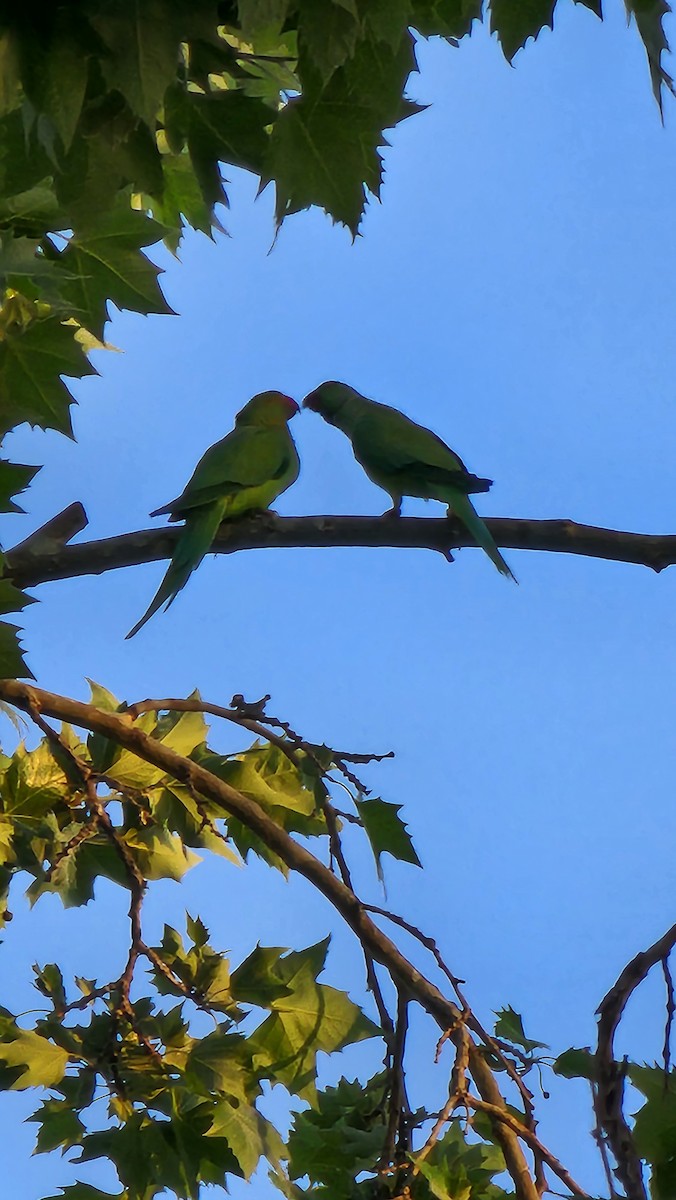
top-left (0, 686), bottom-right (439, 1199)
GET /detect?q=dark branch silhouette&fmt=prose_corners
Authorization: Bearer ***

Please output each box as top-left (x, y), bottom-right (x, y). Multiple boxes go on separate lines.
top-left (5, 511), bottom-right (676, 590)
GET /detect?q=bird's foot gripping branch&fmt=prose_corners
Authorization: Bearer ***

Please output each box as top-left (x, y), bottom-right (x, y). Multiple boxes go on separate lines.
top-left (0, 681), bottom-right (670, 1200)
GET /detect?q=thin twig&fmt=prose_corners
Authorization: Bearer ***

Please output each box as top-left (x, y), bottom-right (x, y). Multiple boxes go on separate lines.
top-left (467, 1097), bottom-right (592, 1198)
top-left (663, 955), bottom-right (675, 1081)
top-left (412, 1022), bottom-right (471, 1172)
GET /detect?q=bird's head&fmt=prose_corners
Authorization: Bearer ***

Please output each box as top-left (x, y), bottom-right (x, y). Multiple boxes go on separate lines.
top-left (302, 381), bottom-right (357, 423)
top-left (236, 391), bottom-right (300, 427)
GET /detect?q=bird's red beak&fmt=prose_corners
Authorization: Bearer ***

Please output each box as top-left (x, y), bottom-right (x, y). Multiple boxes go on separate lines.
top-left (302, 390), bottom-right (319, 411)
top-left (282, 395), bottom-right (300, 416)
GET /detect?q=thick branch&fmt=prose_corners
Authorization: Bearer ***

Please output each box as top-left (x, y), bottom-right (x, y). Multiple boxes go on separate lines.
top-left (5, 514), bottom-right (676, 589)
top-left (595, 921), bottom-right (676, 1200)
top-left (0, 679), bottom-right (539, 1200)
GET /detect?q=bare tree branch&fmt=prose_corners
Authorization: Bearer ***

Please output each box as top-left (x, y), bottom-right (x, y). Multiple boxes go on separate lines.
top-left (595, 923), bottom-right (676, 1200)
top-left (5, 513), bottom-right (676, 590)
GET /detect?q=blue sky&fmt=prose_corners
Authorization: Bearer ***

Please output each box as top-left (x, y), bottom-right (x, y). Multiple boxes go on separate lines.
top-left (2, 5), bottom-right (676, 1195)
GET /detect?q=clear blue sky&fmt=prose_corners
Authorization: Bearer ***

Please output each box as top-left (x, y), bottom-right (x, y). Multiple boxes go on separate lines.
top-left (2, 6), bottom-right (676, 1195)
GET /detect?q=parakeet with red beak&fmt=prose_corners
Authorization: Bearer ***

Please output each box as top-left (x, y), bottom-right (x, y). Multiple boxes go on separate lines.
top-left (127, 391), bottom-right (300, 637)
top-left (303, 381), bottom-right (515, 581)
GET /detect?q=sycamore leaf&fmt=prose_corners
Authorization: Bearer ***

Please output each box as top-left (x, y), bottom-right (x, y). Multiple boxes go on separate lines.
top-left (217, 743), bottom-right (316, 815)
top-left (0, 459), bottom-right (40, 512)
top-left (297, 0), bottom-right (361, 80)
top-left (90, 0), bottom-right (185, 130)
top-left (355, 796), bottom-right (421, 879)
top-left (249, 941), bottom-right (380, 1100)
top-left (553, 1046), bottom-right (596, 1080)
top-left (287, 1075), bottom-right (387, 1188)
top-left (0, 315), bottom-right (95, 438)
top-left (0, 31), bottom-right (22, 118)
top-left (364, 0), bottom-right (412, 47)
top-left (150, 152), bottom-right (213, 250)
top-left (185, 1030), bottom-right (253, 1101)
top-left (264, 31), bottom-right (417, 232)
top-left (56, 207), bottom-right (172, 339)
top-left (415, 1123), bottom-right (507, 1200)
top-left (0, 621), bottom-right (32, 679)
top-left (41, 1187), bottom-right (124, 1200)
top-left (123, 826), bottom-right (200, 882)
top-left (19, 21), bottom-right (89, 153)
top-left (629, 1065), bottom-right (676, 1199)
top-left (490, 0), bottom-right (557, 62)
top-left (231, 945), bottom-right (294, 1008)
top-left (208, 1099), bottom-right (284, 1178)
top-left (0, 580), bottom-right (36, 617)
top-left (494, 1006), bottom-right (548, 1053)
top-left (238, 0), bottom-right (291, 36)
top-left (412, 0), bottom-right (482, 38)
top-left (30, 1097), bottom-right (86, 1154)
top-left (2, 741), bottom-right (70, 820)
top-left (626, 0), bottom-right (675, 113)
top-left (0, 1019), bottom-right (69, 1089)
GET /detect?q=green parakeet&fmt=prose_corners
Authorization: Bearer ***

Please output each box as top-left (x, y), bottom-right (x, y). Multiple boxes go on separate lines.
top-left (126, 391), bottom-right (300, 638)
top-left (303, 381), bottom-right (515, 581)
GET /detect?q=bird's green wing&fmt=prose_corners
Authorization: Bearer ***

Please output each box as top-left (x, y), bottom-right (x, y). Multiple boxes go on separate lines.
top-left (154, 426), bottom-right (298, 516)
top-left (350, 407), bottom-right (491, 495)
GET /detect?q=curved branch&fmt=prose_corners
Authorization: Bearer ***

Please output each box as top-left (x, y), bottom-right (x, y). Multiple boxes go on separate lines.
top-left (0, 679), bottom-right (539, 1200)
top-left (5, 514), bottom-right (676, 589)
top-left (595, 920), bottom-right (676, 1200)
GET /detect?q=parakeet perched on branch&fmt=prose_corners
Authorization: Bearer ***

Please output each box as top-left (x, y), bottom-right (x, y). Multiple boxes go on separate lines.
top-left (127, 391), bottom-right (300, 638)
top-left (303, 381), bottom-right (515, 581)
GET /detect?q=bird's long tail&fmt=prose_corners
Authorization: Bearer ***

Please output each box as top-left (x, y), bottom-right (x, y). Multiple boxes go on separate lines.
top-left (447, 491), bottom-right (517, 582)
top-left (126, 502), bottom-right (227, 639)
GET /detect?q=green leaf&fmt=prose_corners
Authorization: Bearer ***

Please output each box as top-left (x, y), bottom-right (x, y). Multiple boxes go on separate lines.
top-left (249, 941), bottom-right (380, 1100)
top-left (56, 206), bottom-right (172, 339)
top-left (209, 1099), bottom-right (284, 1178)
top-left (0, 1017), bottom-right (69, 1089)
top-left (0, 620), bottom-right (33, 680)
top-left (411, 0), bottom-right (483, 38)
top-left (151, 152), bottom-right (213, 250)
top-left (355, 796), bottom-right (421, 879)
top-left (490, 0), bottom-right (557, 62)
top-left (231, 944), bottom-right (294, 1008)
top-left (0, 459), bottom-right (40, 512)
top-left (0, 32), bottom-right (22, 118)
top-left (20, 17), bottom-right (89, 152)
top-left (2, 740), bottom-right (69, 820)
top-left (626, 0), bottom-right (675, 113)
top-left (217, 743), bottom-right (316, 815)
top-left (155, 704), bottom-right (208, 758)
top-left (185, 1030), bottom-right (253, 1101)
top-left (362, 0), bottom-right (412, 48)
top-left (238, 0), bottom-right (291, 36)
top-left (415, 1123), bottom-right (507, 1200)
top-left (287, 1075), bottom-right (387, 1189)
top-left (30, 1097), bottom-right (86, 1154)
top-left (185, 89), bottom-right (273, 197)
top-left (0, 315), bottom-right (95, 438)
top-left (123, 826), bottom-right (200, 882)
top-left (264, 30), bottom-right (417, 232)
top-left (493, 1006), bottom-right (548, 1053)
top-left (89, 0), bottom-right (185, 129)
top-left (630, 1065), bottom-right (676, 1199)
top-left (553, 1046), bottom-right (596, 1080)
top-left (0, 580), bottom-right (36, 620)
top-left (42, 1188), bottom-right (126, 1200)
top-left (297, 0), bottom-right (361, 80)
